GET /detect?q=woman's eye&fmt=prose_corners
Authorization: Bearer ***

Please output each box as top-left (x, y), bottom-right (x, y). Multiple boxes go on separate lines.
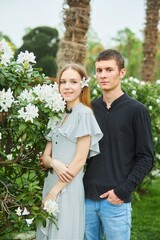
top-left (71, 80), bottom-right (78, 84)
top-left (60, 80), bottom-right (65, 84)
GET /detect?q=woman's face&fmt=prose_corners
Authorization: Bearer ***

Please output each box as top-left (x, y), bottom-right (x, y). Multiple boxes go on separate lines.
top-left (59, 68), bottom-right (82, 106)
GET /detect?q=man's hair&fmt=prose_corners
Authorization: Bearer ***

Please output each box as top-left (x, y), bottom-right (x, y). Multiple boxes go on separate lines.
top-left (95, 49), bottom-right (125, 71)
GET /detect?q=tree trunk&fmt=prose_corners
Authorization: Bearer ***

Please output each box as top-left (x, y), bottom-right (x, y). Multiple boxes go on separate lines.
top-left (141, 0), bottom-right (160, 82)
top-left (57, 0), bottom-right (91, 71)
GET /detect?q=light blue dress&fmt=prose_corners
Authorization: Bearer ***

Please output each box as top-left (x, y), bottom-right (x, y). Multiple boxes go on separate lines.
top-left (36, 103), bottom-right (103, 240)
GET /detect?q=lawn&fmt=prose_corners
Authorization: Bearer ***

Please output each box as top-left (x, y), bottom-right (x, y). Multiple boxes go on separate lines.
top-left (131, 176), bottom-right (160, 240)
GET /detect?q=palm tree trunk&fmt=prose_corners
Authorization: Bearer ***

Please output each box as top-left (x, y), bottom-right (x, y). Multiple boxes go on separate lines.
top-left (141, 0), bottom-right (160, 82)
top-left (57, 0), bottom-right (91, 71)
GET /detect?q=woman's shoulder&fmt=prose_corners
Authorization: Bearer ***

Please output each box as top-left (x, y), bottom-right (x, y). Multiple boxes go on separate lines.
top-left (76, 103), bottom-right (93, 116)
top-left (72, 103), bottom-right (91, 113)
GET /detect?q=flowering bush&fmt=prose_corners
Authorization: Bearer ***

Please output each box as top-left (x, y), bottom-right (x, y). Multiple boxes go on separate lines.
top-left (0, 39), bottom-right (65, 236)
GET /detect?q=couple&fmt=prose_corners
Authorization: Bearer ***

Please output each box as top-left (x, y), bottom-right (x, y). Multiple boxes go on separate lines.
top-left (36, 49), bottom-right (154, 240)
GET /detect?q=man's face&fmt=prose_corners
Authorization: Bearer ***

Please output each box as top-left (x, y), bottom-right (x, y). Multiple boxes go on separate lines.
top-left (95, 59), bottom-right (126, 92)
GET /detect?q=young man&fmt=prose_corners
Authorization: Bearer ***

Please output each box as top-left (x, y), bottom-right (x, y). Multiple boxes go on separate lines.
top-left (83, 49), bottom-right (154, 240)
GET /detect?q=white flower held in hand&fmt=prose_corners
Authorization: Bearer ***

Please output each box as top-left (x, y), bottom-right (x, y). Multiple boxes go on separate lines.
top-left (43, 199), bottom-right (59, 216)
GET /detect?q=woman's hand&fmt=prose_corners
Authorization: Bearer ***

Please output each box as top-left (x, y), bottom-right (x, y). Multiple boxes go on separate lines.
top-left (42, 191), bottom-right (57, 206)
top-left (51, 159), bottom-right (74, 182)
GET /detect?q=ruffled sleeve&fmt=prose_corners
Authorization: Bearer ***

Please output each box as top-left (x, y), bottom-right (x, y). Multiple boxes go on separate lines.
top-left (59, 108), bottom-right (103, 157)
top-left (45, 130), bottom-right (52, 141)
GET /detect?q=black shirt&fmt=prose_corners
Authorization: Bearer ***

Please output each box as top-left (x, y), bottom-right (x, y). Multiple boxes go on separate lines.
top-left (83, 93), bottom-right (154, 202)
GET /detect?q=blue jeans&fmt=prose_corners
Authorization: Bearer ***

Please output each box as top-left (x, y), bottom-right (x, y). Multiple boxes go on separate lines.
top-left (84, 199), bottom-right (131, 240)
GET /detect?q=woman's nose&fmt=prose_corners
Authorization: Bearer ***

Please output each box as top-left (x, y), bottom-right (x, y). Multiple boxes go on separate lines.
top-left (64, 82), bottom-right (70, 89)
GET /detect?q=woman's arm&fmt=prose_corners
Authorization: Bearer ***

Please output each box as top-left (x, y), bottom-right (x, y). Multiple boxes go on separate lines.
top-left (40, 142), bottom-right (74, 182)
top-left (42, 135), bottom-right (91, 204)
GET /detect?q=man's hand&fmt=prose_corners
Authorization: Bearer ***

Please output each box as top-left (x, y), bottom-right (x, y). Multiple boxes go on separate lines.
top-left (100, 189), bottom-right (124, 205)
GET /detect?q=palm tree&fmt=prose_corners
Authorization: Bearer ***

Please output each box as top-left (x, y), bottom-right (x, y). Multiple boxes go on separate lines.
top-left (56, 0), bottom-right (91, 71)
top-left (141, 0), bottom-right (160, 82)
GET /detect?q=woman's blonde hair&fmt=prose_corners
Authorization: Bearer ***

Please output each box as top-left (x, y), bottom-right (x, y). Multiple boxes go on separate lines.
top-left (57, 63), bottom-right (91, 108)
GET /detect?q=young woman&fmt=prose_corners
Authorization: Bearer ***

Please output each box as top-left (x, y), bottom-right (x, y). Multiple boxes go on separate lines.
top-left (36, 63), bottom-right (103, 240)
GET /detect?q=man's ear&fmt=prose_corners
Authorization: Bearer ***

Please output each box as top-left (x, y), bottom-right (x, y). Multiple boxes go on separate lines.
top-left (120, 68), bottom-right (126, 79)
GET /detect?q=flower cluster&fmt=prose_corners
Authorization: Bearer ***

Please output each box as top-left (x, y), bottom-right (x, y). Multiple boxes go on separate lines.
top-left (0, 39), bottom-right (13, 65)
top-left (0, 88), bottom-right (14, 112)
top-left (15, 83), bottom-right (66, 125)
top-left (0, 39), bottom-right (66, 134)
top-left (15, 207), bottom-right (33, 227)
top-left (14, 200), bottom-right (59, 228)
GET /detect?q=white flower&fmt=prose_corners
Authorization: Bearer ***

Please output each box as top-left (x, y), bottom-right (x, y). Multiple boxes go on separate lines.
top-left (18, 103), bottom-right (39, 123)
top-left (151, 169), bottom-right (160, 176)
top-left (47, 116), bottom-right (60, 130)
top-left (129, 77), bottom-right (140, 84)
top-left (17, 50), bottom-right (36, 64)
top-left (154, 137), bottom-right (158, 142)
top-left (43, 199), bottom-right (59, 216)
top-left (33, 84), bottom-right (52, 102)
top-left (25, 218), bottom-right (34, 226)
top-left (92, 89), bottom-right (98, 95)
top-left (18, 89), bottom-right (34, 102)
top-left (0, 88), bottom-right (15, 112)
top-left (80, 77), bottom-right (90, 88)
top-left (0, 132), bottom-right (1, 140)
top-left (122, 79), bottom-right (129, 83)
top-left (22, 207), bottom-right (30, 215)
top-left (156, 79), bottom-right (160, 84)
top-left (156, 153), bottom-right (160, 160)
top-left (15, 207), bottom-right (22, 216)
top-left (131, 90), bottom-right (136, 95)
top-left (0, 39), bottom-right (14, 65)
top-left (156, 99), bottom-right (160, 104)
top-left (32, 83), bottom-right (66, 113)
top-left (6, 154), bottom-right (13, 161)
top-left (140, 80), bottom-right (146, 85)
top-left (148, 105), bottom-right (152, 110)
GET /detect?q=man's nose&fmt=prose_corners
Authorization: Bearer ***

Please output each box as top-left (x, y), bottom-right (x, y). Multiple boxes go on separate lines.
top-left (100, 70), bottom-right (107, 78)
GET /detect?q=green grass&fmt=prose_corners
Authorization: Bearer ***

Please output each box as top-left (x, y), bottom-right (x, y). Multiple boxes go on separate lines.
top-left (131, 176), bottom-right (160, 240)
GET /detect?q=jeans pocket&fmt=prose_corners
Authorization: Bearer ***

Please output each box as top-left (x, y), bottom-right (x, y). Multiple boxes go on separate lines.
top-left (106, 198), bottom-right (123, 207)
